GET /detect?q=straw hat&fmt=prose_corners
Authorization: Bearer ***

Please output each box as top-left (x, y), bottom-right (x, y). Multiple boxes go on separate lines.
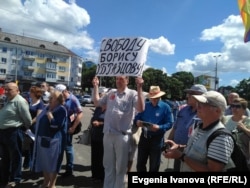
top-left (147, 86), bottom-right (166, 99)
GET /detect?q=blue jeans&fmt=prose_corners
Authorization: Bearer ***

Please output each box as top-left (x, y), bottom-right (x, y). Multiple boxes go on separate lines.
top-left (136, 133), bottom-right (164, 172)
top-left (65, 133), bottom-right (74, 172)
top-left (0, 127), bottom-right (23, 185)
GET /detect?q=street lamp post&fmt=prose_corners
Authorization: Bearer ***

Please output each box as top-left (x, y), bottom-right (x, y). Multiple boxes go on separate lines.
top-left (213, 55), bottom-right (221, 90)
top-left (15, 47), bottom-right (18, 83)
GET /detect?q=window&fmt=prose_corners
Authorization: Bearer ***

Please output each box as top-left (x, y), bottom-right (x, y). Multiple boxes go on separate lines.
top-left (1, 58), bottom-right (7, 63)
top-left (59, 66), bottom-right (66, 72)
top-left (25, 51), bottom-right (34, 56)
top-left (0, 69), bottom-right (6, 74)
top-left (37, 63), bottom-right (44, 68)
top-left (58, 76), bottom-right (65, 81)
top-left (38, 54), bottom-right (45, 58)
top-left (2, 47), bottom-right (7, 53)
top-left (12, 59), bottom-right (17, 65)
top-left (46, 63), bottom-right (56, 69)
top-left (46, 73), bottom-right (56, 79)
top-left (24, 71), bottom-right (32, 76)
top-left (78, 68), bottom-right (82, 73)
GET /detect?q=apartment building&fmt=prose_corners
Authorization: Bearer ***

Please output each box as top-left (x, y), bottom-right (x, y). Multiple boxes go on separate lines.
top-left (0, 30), bottom-right (83, 92)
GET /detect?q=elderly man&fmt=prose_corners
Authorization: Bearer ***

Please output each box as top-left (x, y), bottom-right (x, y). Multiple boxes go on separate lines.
top-left (163, 91), bottom-right (234, 172)
top-left (135, 86), bottom-right (173, 172)
top-left (167, 84), bottom-right (207, 171)
top-left (0, 82), bottom-right (32, 187)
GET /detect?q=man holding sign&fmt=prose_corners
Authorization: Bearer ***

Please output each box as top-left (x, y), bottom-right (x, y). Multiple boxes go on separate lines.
top-left (92, 75), bottom-right (145, 188)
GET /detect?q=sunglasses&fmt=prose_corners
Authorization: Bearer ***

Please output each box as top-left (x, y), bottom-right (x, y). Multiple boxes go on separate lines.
top-left (230, 104), bottom-right (242, 109)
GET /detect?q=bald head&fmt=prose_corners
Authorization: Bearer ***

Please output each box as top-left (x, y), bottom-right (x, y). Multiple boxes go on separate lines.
top-left (228, 92), bottom-right (239, 105)
top-left (5, 82), bottom-right (19, 100)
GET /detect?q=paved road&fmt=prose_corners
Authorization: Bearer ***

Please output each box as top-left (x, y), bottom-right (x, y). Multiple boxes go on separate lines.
top-left (19, 105), bottom-right (174, 188)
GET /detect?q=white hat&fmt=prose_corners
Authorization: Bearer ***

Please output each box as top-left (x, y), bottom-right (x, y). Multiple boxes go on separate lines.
top-left (146, 86), bottom-right (165, 99)
top-left (192, 91), bottom-right (227, 111)
top-left (185, 84), bottom-right (207, 94)
top-left (55, 84), bottom-right (67, 92)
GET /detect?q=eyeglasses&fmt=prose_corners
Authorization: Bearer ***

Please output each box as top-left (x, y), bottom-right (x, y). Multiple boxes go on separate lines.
top-left (231, 104), bottom-right (242, 109)
top-left (5, 88), bottom-right (14, 91)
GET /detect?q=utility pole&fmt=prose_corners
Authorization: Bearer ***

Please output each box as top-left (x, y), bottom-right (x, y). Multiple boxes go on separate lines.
top-left (15, 40), bottom-right (18, 84)
top-left (15, 47), bottom-right (18, 84)
top-left (213, 55), bottom-right (221, 90)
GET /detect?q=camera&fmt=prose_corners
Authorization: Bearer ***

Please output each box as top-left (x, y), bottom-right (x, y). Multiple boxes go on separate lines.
top-left (161, 143), bottom-right (171, 152)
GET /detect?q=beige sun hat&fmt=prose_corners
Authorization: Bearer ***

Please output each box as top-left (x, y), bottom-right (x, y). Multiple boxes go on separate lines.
top-left (147, 86), bottom-right (166, 99)
top-left (192, 90), bottom-right (227, 111)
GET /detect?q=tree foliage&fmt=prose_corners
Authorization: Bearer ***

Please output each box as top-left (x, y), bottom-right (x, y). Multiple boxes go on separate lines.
top-left (81, 63), bottom-right (250, 104)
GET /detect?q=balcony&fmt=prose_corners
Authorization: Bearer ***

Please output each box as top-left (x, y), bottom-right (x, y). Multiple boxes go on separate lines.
top-left (52, 58), bottom-right (59, 63)
top-left (23, 65), bottom-right (35, 71)
top-left (11, 55), bottom-right (22, 61)
top-left (22, 76), bottom-right (33, 80)
top-left (46, 67), bottom-right (57, 72)
top-left (23, 55), bottom-right (35, 60)
top-left (46, 77), bottom-right (57, 82)
top-left (78, 63), bottom-right (82, 68)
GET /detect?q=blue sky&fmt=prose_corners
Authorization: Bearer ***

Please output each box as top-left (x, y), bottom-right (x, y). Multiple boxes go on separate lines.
top-left (1, 0), bottom-right (250, 87)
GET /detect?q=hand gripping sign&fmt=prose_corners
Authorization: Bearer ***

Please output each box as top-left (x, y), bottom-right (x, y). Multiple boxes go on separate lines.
top-left (96, 37), bottom-right (149, 77)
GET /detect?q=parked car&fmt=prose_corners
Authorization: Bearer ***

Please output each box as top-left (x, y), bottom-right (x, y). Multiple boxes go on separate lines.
top-left (81, 94), bottom-right (92, 106)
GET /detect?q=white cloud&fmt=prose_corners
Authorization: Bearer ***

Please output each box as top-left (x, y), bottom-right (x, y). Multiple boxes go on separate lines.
top-left (148, 36), bottom-right (175, 55)
top-left (230, 79), bottom-right (239, 87)
top-left (161, 67), bottom-right (167, 74)
top-left (176, 15), bottom-right (250, 85)
top-left (176, 59), bottom-right (197, 73)
top-left (0, 0), bottom-right (93, 51)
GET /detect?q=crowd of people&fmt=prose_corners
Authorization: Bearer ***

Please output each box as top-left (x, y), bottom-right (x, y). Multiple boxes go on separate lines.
top-left (0, 77), bottom-right (250, 188)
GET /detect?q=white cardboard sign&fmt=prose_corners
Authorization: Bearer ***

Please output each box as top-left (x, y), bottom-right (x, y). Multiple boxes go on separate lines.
top-left (96, 37), bottom-right (149, 77)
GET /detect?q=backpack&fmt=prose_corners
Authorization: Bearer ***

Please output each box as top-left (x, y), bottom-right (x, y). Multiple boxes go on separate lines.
top-left (206, 128), bottom-right (249, 172)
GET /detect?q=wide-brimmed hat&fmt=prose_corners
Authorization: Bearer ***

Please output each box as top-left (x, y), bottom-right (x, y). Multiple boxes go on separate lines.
top-left (147, 86), bottom-right (165, 99)
top-left (192, 91), bottom-right (227, 111)
top-left (185, 84), bottom-right (207, 94)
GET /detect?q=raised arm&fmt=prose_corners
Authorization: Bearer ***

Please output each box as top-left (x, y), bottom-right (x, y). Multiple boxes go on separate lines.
top-left (135, 77), bottom-right (145, 113)
top-left (92, 76), bottom-right (100, 107)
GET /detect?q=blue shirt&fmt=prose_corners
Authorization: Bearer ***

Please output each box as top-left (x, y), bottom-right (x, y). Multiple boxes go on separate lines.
top-left (64, 93), bottom-right (83, 123)
top-left (134, 100), bottom-right (173, 137)
top-left (173, 105), bottom-right (197, 144)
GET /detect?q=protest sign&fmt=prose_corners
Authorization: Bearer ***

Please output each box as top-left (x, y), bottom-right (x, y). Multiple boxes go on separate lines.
top-left (96, 37), bottom-right (149, 77)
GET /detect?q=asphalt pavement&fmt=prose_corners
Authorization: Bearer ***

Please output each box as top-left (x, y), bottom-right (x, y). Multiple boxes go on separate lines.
top-left (19, 105), bottom-right (174, 188)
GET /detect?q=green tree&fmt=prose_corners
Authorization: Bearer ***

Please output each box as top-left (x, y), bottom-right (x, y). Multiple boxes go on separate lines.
top-left (81, 64), bottom-right (96, 93)
top-left (171, 71), bottom-right (194, 99)
top-left (142, 68), bottom-right (168, 93)
top-left (235, 78), bottom-right (250, 106)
